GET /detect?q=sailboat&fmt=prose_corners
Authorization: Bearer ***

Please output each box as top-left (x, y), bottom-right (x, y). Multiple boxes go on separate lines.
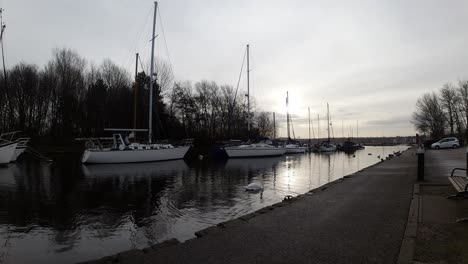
top-left (224, 45), bottom-right (285, 158)
top-left (0, 131), bottom-right (29, 162)
top-left (81, 2), bottom-right (190, 164)
top-left (284, 92), bottom-right (307, 154)
top-left (319, 103), bottom-right (337, 152)
top-left (0, 141), bottom-right (17, 164)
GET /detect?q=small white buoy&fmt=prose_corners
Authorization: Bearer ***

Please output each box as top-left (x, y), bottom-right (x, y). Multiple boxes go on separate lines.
top-left (245, 182), bottom-right (263, 191)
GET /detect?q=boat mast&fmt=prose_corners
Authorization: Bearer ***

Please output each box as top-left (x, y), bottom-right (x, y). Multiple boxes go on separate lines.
top-left (286, 91), bottom-right (290, 139)
top-left (342, 120), bottom-right (344, 139)
top-left (148, 2), bottom-right (158, 143)
top-left (308, 107), bottom-right (311, 145)
top-left (357, 120), bottom-right (359, 143)
top-left (134, 53), bottom-right (139, 132)
top-left (273, 112), bottom-right (276, 139)
top-left (317, 114), bottom-right (320, 144)
top-left (0, 8), bottom-right (7, 95)
top-left (327, 103), bottom-right (330, 142)
top-left (246, 44), bottom-right (250, 133)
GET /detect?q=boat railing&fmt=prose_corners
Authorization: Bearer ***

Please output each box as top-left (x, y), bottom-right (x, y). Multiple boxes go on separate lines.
top-left (0, 131), bottom-right (22, 141)
top-left (76, 137), bottom-right (114, 150)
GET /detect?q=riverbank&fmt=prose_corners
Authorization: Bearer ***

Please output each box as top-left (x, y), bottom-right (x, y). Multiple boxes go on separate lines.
top-left (80, 147), bottom-right (417, 264)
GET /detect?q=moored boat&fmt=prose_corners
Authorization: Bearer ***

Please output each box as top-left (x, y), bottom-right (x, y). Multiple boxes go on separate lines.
top-left (224, 143), bottom-right (285, 158)
top-left (224, 45), bottom-right (285, 159)
top-left (318, 103), bottom-right (337, 153)
top-left (80, 3), bottom-right (190, 164)
top-left (0, 141), bottom-right (17, 164)
top-left (319, 142), bottom-right (337, 152)
top-left (81, 131), bottom-right (190, 164)
top-left (284, 143), bottom-right (307, 154)
top-left (0, 131), bottom-right (30, 162)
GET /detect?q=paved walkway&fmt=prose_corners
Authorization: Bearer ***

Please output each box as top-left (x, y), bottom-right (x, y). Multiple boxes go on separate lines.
top-left (424, 147), bottom-right (465, 183)
top-left (83, 148), bottom-right (417, 264)
top-left (412, 148), bottom-right (468, 264)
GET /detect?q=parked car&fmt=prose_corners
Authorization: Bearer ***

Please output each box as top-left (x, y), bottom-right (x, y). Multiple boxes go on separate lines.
top-left (431, 137), bottom-right (460, 149)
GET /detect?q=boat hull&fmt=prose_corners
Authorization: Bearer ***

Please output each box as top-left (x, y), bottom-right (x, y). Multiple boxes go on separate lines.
top-left (0, 142), bottom-right (18, 164)
top-left (285, 147), bottom-right (307, 154)
top-left (81, 146), bottom-right (190, 164)
top-left (319, 145), bottom-right (337, 152)
top-left (10, 147), bottom-right (26, 162)
top-left (224, 147), bottom-right (285, 158)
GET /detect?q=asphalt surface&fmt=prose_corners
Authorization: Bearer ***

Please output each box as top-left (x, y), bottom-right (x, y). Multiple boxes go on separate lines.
top-left (105, 149), bottom-right (416, 264)
top-left (424, 147), bottom-right (465, 183)
top-left (414, 148), bottom-right (468, 263)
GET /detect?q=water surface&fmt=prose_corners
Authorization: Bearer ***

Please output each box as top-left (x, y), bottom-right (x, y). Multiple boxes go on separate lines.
top-left (0, 146), bottom-right (408, 264)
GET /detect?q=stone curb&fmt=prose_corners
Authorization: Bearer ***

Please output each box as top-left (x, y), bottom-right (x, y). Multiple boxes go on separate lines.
top-left (396, 183), bottom-right (420, 264)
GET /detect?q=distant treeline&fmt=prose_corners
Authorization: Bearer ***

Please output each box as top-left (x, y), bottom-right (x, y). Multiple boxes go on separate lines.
top-left (0, 48), bottom-right (274, 144)
top-left (412, 80), bottom-right (468, 140)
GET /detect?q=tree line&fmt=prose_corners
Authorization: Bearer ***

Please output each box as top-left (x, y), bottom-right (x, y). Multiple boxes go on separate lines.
top-left (0, 48), bottom-right (275, 144)
top-left (411, 80), bottom-right (468, 141)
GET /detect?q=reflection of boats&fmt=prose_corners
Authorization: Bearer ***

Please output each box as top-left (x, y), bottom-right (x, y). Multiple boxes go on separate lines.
top-left (82, 159), bottom-right (189, 177)
top-left (224, 156), bottom-right (283, 170)
top-left (80, 3), bottom-right (189, 164)
top-left (0, 165), bottom-right (14, 186)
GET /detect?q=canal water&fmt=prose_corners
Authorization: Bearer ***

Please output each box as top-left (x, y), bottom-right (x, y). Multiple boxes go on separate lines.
top-left (0, 145), bottom-right (409, 264)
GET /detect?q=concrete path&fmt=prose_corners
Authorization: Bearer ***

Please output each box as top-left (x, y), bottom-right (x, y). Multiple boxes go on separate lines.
top-left (83, 149), bottom-right (417, 264)
top-left (412, 147), bottom-right (468, 264)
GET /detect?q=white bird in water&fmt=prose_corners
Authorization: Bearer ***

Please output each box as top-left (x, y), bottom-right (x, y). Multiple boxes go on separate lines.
top-left (245, 182), bottom-right (263, 191)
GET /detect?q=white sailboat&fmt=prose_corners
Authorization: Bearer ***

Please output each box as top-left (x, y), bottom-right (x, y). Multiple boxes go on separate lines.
top-left (319, 103), bottom-right (337, 152)
top-left (224, 45), bottom-right (285, 158)
top-left (81, 2), bottom-right (190, 164)
top-left (0, 141), bottom-right (17, 164)
top-left (0, 131), bottom-right (30, 162)
top-left (284, 92), bottom-right (307, 154)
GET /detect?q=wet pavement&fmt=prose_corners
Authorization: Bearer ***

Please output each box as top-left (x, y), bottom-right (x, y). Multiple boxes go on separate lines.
top-left (412, 148), bottom-right (468, 264)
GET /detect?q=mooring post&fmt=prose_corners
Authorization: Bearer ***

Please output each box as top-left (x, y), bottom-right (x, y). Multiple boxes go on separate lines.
top-left (416, 133), bottom-right (424, 181)
top-left (417, 149), bottom-right (424, 181)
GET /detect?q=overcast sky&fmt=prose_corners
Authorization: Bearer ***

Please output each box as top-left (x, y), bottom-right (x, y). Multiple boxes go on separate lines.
top-left (2, 0), bottom-right (468, 138)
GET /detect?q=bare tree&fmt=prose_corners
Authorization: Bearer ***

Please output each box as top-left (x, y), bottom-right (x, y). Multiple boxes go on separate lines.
top-left (440, 83), bottom-right (459, 135)
top-left (411, 92), bottom-right (446, 138)
top-left (255, 112), bottom-right (274, 138)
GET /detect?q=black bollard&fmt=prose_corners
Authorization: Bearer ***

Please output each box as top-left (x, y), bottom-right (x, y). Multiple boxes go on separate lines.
top-left (417, 149), bottom-right (424, 181)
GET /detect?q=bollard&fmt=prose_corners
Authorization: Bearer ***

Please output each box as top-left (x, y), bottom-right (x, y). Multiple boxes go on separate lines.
top-left (417, 147), bottom-right (424, 181)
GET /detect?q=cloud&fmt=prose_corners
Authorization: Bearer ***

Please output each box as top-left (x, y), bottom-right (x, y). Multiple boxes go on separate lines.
top-left (3, 0), bottom-right (468, 137)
